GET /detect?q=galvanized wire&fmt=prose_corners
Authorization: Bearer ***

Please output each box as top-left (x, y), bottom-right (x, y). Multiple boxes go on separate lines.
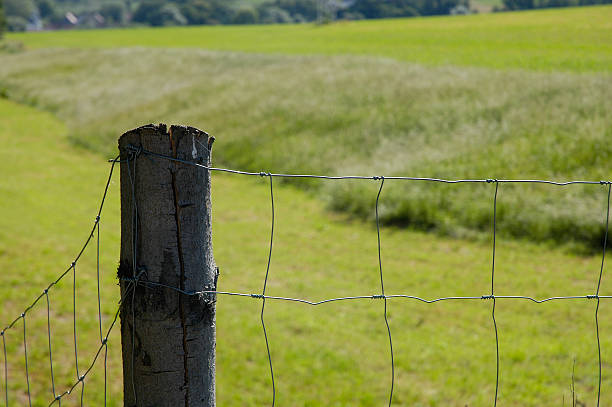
top-left (72, 262), bottom-right (82, 406)
top-left (2, 332), bottom-right (6, 407)
top-left (0, 155), bottom-right (120, 406)
top-left (95, 218), bottom-right (106, 406)
top-left (125, 144), bottom-right (611, 406)
top-left (126, 151), bottom-right (139, 406)
top-left (375, 177), bottom-right (395, 406)
top-left (595, 183), bottom-right (611, 407)
top-left (261, 173), bottom-right (276, 407)
top-left (114, 279), bottom-right (612, 305)
top-left (48, 292), bottom-right (126, 407)
top-left (491, 181), bottom-right (500, 407)
top-left (1, 145), bottom-right (611, 406)
top-left (45, 291), bottom-right (58, 406)
top-left (124, 145), bottom-right (612, 186)
top-left (23, 314), bottom-right (31, 407)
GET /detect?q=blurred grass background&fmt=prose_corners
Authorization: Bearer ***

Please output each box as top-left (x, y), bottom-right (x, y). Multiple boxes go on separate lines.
top-left (1, 44), bottom-right (611, 251)
top-left (9, 6), bottom-right (612, 72)
top-left (2, 98), bottom-right (611, 406)
top-left (1, 5), bottom-right (612, 406)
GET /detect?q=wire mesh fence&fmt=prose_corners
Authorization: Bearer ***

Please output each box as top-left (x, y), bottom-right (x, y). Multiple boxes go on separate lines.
top-left (1, 143), bottom-right (610, 406)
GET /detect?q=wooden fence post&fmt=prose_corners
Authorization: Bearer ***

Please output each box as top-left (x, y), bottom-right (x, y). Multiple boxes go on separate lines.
top-left (118, 123), bottom-right (216, 407)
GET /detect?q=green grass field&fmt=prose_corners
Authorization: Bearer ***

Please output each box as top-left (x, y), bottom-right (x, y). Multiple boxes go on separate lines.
top-left (8, 5), bottom-right (612, 72)
top-left (1, 5), bottom-right (612, 406)
top-left (1, 45), bottom-right (611, 251)
top-left (4, 6), bottom-right (612, 250)
top-left (2, 98), bottom-right (611, 406)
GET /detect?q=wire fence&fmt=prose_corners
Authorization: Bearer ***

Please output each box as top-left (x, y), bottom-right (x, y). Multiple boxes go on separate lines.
top-left (1, 157), bottom-right (121, 406)
top-left (1, 144), bottom-right (611, 406)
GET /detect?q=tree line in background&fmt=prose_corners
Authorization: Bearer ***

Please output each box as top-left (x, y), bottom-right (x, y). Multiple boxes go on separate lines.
top-left (0, 0), bottom-right (610, 32)
top-left (1, 0), bottom-right (473, 30)
top-left (502, 0), bottom-right (610, 9)
top-left (0, 0), bottom-right (5, 36)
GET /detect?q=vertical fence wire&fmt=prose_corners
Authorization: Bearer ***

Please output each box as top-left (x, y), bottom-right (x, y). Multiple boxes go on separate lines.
top-left (0, 155), bottom-right (123, 406)
top-left (96, 220), bottom-right (103, 344)
top-left (23, 314), bottom-right (31, 407)
top-left (490, 180), bottom-right (500, 407)
top-left (595, 183), bottom-right (611, 407)
top-left (45, 291), bottom-right (58, 406)
top-left (2, 332), bottom-right (6, 407)
top-left (102, 344), bottom-right (108, 407)
top-left (260, 173), bottom-right (276, 407)
top-left (2, 148), bottom-right (612, 406)
top-left (71, 262), bottom-right (85, 406)
top-left (95, 218), bottom-right (107, 406)
top-left (375, 177), bottom-right (395, 406)
top-left (126, 152), bottom-right (139, 406)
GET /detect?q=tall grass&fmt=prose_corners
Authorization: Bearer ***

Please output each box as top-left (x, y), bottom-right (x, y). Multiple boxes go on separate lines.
top-left (1, 47), bottom-right (611, 250)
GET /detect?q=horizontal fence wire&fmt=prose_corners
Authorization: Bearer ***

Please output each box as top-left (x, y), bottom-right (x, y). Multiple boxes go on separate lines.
top-left (119, 145), bottom-right (612, 185)
top-left (0, 155), bottom-right (138, 407)
top-left (0, 141), bottom-right (610, 406)
top-left (106, 281), bottom-right (612, 305)
top-left (120, 144), bottom-right (611, 407)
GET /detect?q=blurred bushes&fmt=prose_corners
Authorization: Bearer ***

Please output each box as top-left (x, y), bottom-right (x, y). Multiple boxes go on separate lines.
top-left (503, 0), bottom-right (611, 10)
top-left (3, 0), bottom-right (475, 31)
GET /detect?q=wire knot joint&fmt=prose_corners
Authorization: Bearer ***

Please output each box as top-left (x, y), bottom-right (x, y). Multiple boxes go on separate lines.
top-left (134, 267), bottom-right (148, 283)
top-left (126, 144), bottom-right (143, 159)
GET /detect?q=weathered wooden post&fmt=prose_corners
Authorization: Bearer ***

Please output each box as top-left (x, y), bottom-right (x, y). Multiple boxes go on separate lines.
top-left (118, 124), bottom-right (216, 406)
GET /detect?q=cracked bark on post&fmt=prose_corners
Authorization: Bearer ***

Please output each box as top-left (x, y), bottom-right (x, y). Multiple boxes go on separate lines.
top-left (118, 124), bottom-right (216, 407)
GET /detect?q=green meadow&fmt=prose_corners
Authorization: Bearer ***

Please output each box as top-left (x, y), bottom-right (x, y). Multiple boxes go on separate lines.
top-left (8, 5), bottom-right (612, 72)
top-left (1, 5), bottom-right (612, 406)
top-left (2, 42), bottom-right (612, 250)
top-left (2, 93), bottom-right (612, 406)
